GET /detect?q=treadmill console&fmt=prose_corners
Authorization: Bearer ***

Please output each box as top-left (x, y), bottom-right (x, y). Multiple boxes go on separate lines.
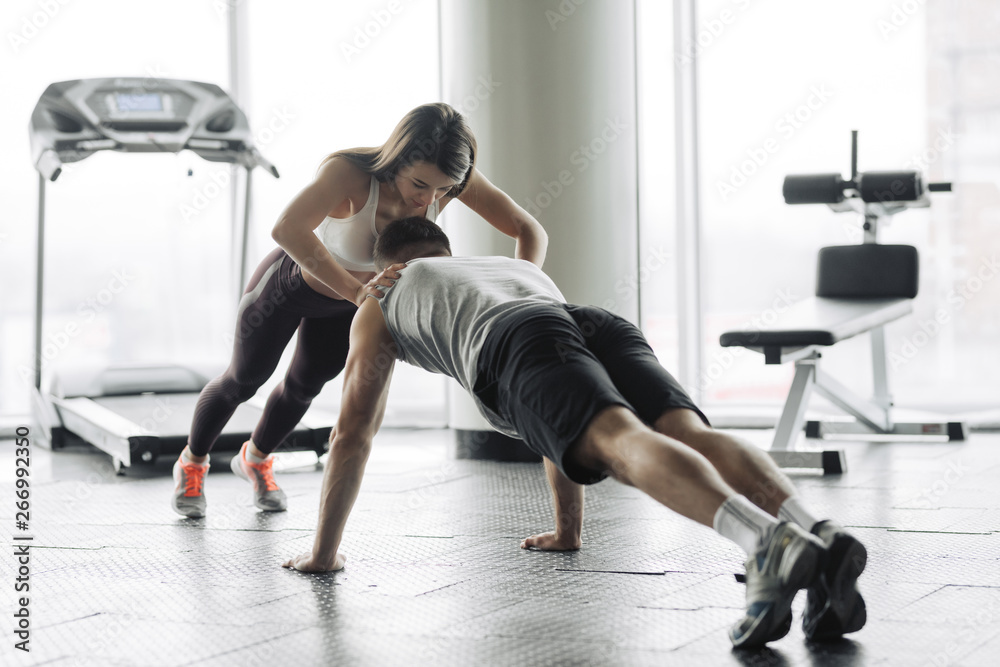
top-left (112, 92), bottom-right (166, 112)
top-left (29, 77), bottom-right (278, 181)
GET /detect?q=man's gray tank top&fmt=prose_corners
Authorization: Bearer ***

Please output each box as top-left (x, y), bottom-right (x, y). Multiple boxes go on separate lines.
top-left (377, 256), bottom-right (566, 436)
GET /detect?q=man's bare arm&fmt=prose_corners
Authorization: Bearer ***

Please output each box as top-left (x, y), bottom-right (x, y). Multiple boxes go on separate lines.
top-left (520, 457), bottom-right (584, 551)
top-left (282, 299), bottom-right (396, 572)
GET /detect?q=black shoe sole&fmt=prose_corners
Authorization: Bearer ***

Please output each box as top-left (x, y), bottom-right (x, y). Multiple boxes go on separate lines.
top-left (805, 532), bottom-right (867, 641)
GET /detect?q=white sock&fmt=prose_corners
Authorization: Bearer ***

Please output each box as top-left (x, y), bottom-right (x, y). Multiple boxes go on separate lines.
top-left (778, 496), bottom-right (821, 531)
top-left (714, 495), bottom-right (780, 555)
top-left (181, 447), bottom-right (208, 466)
top-left (244, 440), bottom-right (267, 464)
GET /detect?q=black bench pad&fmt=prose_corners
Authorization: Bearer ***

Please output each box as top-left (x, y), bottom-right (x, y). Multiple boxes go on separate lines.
top-left (720, 297), bottom-right (912, 349)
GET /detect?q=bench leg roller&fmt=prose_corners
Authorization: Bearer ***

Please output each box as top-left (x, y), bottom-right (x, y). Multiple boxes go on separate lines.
top-left (767, 449), bottom-right (846, 475)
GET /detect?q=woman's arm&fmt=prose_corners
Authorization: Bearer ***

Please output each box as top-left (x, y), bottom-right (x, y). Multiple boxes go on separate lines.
top-left (456, 168), bottom-right (549, 268)
top-left (271, 157), bottom-right (376, 306)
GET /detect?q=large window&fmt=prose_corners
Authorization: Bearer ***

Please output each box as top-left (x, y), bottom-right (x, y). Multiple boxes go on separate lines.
top-left (0, 0), bottom-right (444, 427)
top-left (243, 0), bottom-right (445, 426)
top-left (0, 0), bottom-right (229, 419)
top-left (695, 0), bottom-right (999, 414)
top-left (637, 0), bottom-right (680, 375)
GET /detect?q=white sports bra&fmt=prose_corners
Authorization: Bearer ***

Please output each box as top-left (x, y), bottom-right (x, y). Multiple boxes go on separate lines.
top-left (314, 175), bottom-right (440, 272)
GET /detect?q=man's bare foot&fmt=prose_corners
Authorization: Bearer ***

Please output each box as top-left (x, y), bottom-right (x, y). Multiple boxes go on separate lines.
top-left (520, 531), bottom-right (581, 551)
top-left (281, 551), bottom-right (347, 572)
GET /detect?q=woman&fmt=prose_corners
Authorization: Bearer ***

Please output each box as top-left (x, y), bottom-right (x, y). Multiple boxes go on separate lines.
top-left (171, 103), bottom-right (548, 518)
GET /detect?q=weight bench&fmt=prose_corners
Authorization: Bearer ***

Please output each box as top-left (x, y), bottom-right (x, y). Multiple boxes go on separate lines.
top-left (720, 132), bottom-right (966, 474)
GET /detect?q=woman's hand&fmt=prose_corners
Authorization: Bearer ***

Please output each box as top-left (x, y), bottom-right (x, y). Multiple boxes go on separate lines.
top-left (354, 263), bottom-right (406, 307)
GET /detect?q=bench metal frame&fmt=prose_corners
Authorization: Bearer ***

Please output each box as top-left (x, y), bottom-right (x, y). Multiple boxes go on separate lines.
top-left (750, 325), bottom-right (965, 475)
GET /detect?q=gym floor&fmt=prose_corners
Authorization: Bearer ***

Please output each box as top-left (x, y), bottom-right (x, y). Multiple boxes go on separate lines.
top-left (2, 428), bottom-right (998, 666)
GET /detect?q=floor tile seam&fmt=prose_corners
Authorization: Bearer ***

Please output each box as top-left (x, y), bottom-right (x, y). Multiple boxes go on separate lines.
top-left (875, 579), bottom-right (1000, 589)
top-left (961, 628), bottom-right (1000, 658)
top-left (44, 612), bottom-right (312, 637)
top-left (29, 522), bottom-right (305, 534)
top-left (242, 590), bottom-right (306, 610)
top-left (890, 505), bottom-right (992, 511)
top-left (885, 531), bottom-right (997, 539)
top-left (178, 625), bottom-right (316, 666)
top-left (664, 619), bottom-right (737, 652)
top-left (429, 625), bottom-right (652, 646)
top-left (33, 612), bottom-right (103, 632)
top-left (361, 473), bottom-right (477, 494)
top-left (421, 598), bottom-right (529, 636)
top-left (630, 572), bottom-right (719, 598)
top-left (871, 616), bottom-right (1000, 628)
top-left (0, 651), bottom-right (74, 666)
top-left (635, 604), bottom-right (743, 612)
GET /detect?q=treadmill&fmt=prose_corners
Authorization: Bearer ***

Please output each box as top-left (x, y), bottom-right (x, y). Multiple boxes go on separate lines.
top-left (29, 78), bottom-right (329, 473)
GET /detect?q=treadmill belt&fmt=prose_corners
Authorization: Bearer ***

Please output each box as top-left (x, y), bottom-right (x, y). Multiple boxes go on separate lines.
top-left (91, 393), bottom-right (264, 437)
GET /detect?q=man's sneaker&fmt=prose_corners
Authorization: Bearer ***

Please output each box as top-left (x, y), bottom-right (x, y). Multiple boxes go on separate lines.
top-left (802, 520), bottom-right (867, 641)
top-left (172, 457), bottom-right (208, 518)
top-left (730, 521), bottom-right (826, 649)
top-left (230, 441), bottom-right (287, 512)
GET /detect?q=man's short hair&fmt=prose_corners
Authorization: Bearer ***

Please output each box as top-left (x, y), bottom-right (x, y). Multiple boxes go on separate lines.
top-left (373, 217), bottom-right (452, 269)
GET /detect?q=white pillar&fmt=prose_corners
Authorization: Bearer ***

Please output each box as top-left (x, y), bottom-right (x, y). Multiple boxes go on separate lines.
top-left (440, 0), bottom-right (639, 458)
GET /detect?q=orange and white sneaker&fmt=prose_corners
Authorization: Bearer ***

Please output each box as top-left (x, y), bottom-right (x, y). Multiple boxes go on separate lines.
top-left (230, 441), bottom-right (287, 512)
top-left (172, 455), bottom-right (209, 518)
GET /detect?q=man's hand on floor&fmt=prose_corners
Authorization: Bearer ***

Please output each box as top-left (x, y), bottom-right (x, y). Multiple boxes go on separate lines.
top-left (520, 531), bottom-right (582, 551)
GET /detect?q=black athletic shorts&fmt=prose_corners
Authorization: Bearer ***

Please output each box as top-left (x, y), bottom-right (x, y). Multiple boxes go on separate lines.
top-left (473, 303), bottom-right (709, 485)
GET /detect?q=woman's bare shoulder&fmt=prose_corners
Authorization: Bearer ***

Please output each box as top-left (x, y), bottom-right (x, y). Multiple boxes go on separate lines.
top-left (316, 153), bottom-right (371, 197)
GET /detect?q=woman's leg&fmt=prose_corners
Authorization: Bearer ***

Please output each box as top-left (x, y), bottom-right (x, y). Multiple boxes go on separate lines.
top-left (186, 249), bottom-right (303, 457)
top-left (250, 304), bottom-right (355, 455)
